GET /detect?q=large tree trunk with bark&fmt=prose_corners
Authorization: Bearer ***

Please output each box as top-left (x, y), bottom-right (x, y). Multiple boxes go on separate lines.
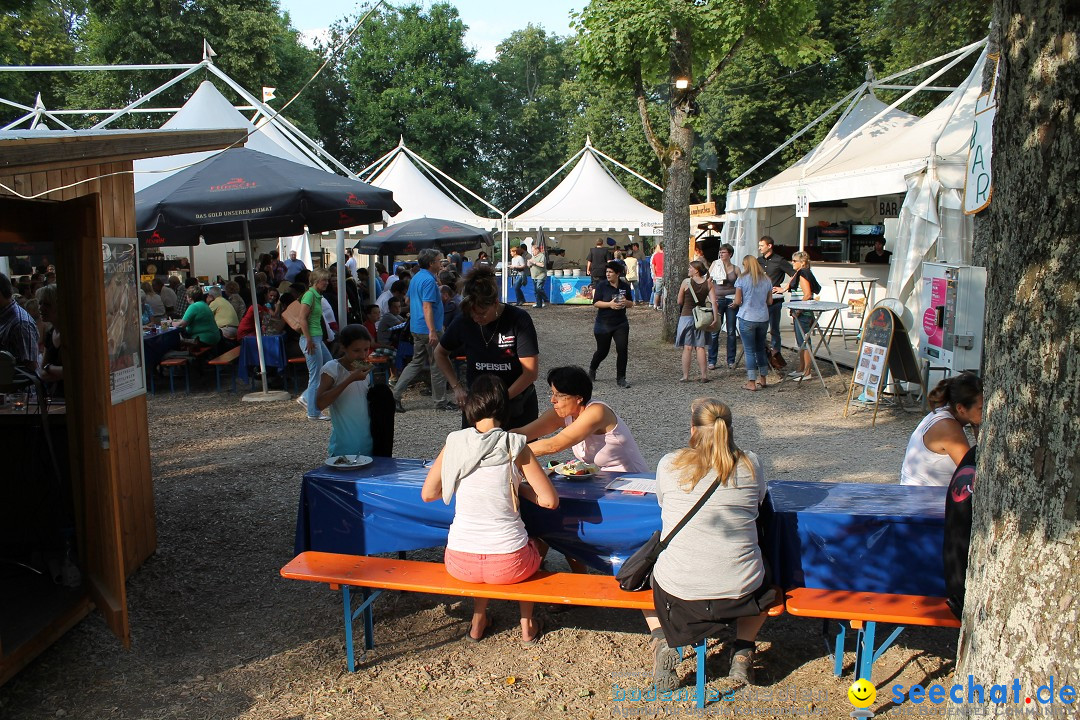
top-left (953, 2), bottom-right (1080, 713)
top-left (662, 115), bottom-right (693, 343)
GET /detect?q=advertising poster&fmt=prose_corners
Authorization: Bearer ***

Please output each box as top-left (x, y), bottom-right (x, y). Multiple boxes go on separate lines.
top-left (103, 238), bottom-right (146, 403)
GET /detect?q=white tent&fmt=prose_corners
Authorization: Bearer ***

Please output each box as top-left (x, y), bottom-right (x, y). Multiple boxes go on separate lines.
top-left (509, 140), bottom-right (662, 263)
top-left (352, 142), bottom-right (499, 233)
top-left (724, 40), bottom-right (987, 330)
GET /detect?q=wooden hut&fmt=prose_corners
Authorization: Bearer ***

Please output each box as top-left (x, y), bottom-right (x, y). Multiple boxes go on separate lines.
top-left (0, 127), bottom-right (246, 684)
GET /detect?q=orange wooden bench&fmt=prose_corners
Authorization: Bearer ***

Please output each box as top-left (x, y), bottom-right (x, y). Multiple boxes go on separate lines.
top-left (282, 550), bottom-right (784, 703)
top-left (207, 346), bottom-right (241, 392)
top-left (784, 587), bottom-right (960, 681)
top-left (155, 357), bottom-right (190, 393)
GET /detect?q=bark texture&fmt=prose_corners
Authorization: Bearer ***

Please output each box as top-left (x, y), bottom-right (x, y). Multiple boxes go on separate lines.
top-left (660, 24), bottom-right (693, 342)
top-left (954, 1), bottom-right (1080, 714)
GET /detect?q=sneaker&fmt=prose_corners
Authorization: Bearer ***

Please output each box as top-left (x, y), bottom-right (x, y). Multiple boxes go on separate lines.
top-left (295, 395), bottom-right (308, 409)
top-left (792, 374), bottom-right (811, 383)
top-left (651, 636), bottom-right (680, 692)
top-left (787, 371), bottom-right (803, 378)
top-left (728, 648), bottom-right (754, 685)
top-left (616, 377), bottom-right (631, 388)
top-left (394, 399), bottom-right (406, 413)
top-left (708, 364), bottom-right (717, 371)
top-left (435, 401), bottom-right (459, 411)
top-left (307, 413), bottom-right (330, 422)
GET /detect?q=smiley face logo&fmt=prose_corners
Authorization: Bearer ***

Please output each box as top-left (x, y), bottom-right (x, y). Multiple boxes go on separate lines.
top-left (848, 678), bottom-right (877, 708)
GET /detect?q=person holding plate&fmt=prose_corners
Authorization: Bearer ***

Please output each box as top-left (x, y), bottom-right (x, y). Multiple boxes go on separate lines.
top-left (436, 265), bottom-right (540, 429)
top-left (315, 324), bottom-right (382, 458)
top-left (515, 365), bottom-right (648, 474)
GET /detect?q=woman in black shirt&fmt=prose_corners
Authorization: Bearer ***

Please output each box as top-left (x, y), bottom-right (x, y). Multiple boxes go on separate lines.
top-left (590, 261), bottom-right (634, 388)
top-left (436, 266), bottom-right (540, 428)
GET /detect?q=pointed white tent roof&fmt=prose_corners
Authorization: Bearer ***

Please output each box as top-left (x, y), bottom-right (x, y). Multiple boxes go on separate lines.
top-left (512, 147), bottom-right (662, 230)
top-left (366, 150), bottom-right (499, 230)
top-left (133, 80), bottom-right (320, 191)
top-left (728, 48), bottom-right (986, 211)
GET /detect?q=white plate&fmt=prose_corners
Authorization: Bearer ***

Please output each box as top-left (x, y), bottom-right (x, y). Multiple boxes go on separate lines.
top-left (550, 462), bottom-right (599, 479)
top-left (325, 454), bottom-right (374, 469)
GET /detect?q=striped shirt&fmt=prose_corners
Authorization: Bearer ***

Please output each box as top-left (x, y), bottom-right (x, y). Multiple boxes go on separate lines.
top-left (0, 299), bottom-right (40, 369)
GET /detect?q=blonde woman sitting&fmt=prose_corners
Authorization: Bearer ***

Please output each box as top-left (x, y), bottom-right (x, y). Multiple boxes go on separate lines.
top-left (644, 398), bottom-right (775, 690)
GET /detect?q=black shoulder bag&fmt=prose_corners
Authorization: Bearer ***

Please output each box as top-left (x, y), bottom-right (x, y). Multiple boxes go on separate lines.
top-left (616, 476), bottom-right (724, 592)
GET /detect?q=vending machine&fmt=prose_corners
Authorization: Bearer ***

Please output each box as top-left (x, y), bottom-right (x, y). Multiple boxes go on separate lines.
top-left (918, 263), bottom-right (987, 373)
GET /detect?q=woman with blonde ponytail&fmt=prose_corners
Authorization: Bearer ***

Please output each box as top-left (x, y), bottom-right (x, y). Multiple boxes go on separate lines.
top-left (642, 398), bottom-right (774, 690)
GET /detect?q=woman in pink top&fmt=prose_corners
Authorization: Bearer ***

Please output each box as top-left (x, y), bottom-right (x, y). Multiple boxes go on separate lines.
top-left (515, 366), bottom-right (648, 473)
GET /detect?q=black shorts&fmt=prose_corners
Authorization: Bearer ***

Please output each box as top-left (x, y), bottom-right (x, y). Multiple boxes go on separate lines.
top-left (652, 577), bottom-right (776, 648)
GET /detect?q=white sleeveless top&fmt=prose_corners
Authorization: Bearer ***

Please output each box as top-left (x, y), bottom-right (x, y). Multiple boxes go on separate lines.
top-left (900, 407), bottom-right (961, 486)
top-left (446, 462), bottom-right (528, 555)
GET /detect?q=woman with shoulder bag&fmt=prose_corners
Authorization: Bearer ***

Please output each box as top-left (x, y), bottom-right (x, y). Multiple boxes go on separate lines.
top-left (643, 398), bottom-right (773, 690)
top-left (675, 260), bottom-right (718, 383)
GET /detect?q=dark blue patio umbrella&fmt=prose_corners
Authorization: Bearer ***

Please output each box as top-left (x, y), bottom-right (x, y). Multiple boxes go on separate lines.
top-left (354, 217), bottom-right (491, 255)
top-left (135, 148), bottom-right (401, 396)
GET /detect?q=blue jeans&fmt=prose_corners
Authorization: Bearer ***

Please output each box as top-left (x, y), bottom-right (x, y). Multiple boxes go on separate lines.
top-left (301, 335), bottom-right (332, 417)
top-left (708, 297), bottom-right (738, 366)
top-left (739, 319), bottom-right (770, 381)
top-left (768, 300), bottom-right (784, 353)
top-left (533, 277), bottom-right (548, 307)
top-left (513, 273), bottom-right (527, 304)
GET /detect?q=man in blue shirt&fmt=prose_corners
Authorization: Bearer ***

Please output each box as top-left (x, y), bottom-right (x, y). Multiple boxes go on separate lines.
top-left (283, 250), bottom-right (308, 282)
top-left (391, 248), bottom-right (451, 412)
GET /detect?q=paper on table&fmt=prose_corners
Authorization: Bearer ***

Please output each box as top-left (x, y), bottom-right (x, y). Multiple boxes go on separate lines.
top-left (606, 476), bottom-right (657, 494)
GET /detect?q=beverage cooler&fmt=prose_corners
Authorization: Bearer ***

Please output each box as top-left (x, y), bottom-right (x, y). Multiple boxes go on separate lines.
top-left (918, 262), bottom-right (987, 373)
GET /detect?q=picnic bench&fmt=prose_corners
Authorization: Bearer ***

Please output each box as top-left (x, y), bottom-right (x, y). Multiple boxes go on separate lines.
top-left (207, 346), bottom-right (241, 392)
top-left (784, 587), bottom-right (960, 681)
top-left (282, 551), bottom-right (784, 708)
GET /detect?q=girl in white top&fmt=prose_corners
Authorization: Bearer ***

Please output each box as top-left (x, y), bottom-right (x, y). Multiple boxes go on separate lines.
top-left (900, 373), bottom-right (983, 486)
top-left (422, 375), bottom-right (558, 646)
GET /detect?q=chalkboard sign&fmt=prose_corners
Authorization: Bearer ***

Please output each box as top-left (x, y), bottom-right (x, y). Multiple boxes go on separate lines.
top-left (845, 305), bottom-right (925, 426)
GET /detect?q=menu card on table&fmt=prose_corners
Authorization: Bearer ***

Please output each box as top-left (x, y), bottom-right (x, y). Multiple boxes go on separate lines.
top-left (606, 475), bottom-right (657, 494)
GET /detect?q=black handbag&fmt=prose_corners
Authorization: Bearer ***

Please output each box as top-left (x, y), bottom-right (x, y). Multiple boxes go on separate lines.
top-left (616, 476), bottom-right (724, 592)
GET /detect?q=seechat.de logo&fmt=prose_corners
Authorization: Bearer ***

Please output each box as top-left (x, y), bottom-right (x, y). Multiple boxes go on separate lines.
top-left (209, 177), bottom-right (256, 192)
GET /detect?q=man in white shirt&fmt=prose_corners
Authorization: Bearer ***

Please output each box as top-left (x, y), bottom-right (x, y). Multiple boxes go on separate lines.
top-left (344, 249), bottom-right (358, 282)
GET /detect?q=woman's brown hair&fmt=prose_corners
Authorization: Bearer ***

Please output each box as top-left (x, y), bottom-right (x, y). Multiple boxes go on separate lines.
top-left (927, 371), bottom-right (982, 412)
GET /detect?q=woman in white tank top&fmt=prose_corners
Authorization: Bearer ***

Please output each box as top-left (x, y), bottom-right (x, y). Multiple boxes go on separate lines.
top-left (900, 373), bottom-right (983, 486)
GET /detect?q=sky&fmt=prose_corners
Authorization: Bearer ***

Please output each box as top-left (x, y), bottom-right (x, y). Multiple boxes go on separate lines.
top-left (277, 0), bottom-right (580, 61)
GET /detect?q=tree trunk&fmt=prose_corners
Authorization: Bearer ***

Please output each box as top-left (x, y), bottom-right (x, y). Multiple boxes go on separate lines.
top-left (952, 2), bottom-right (1080, 714)
top-left (662, 113), bottom-right (693, 343)
top-left (660, 24), bottom-right (694, 343)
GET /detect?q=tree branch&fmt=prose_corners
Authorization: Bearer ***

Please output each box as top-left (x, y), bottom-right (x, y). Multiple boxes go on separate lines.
top-left (698, 34), bottom-right (748, 93)
top-left (633, 60), bottom-right (665, 161)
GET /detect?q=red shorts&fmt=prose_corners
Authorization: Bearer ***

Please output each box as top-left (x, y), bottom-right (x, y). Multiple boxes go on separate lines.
top-left (444, 539), bottom-right (542, 585)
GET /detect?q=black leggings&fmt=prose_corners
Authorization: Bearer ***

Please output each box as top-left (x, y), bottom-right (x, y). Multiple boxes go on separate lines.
top-left (591, 322), bottom-right (629, 379)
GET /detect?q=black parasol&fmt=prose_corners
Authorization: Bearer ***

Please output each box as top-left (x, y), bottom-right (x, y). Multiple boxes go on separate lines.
top-left (354, 217), bottom-right (491, 255)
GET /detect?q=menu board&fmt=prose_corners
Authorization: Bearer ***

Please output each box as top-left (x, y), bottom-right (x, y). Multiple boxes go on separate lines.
top-left (103, 238), bottom-right (146, 403)
top-left (855, 307), bottom-right (894, 398)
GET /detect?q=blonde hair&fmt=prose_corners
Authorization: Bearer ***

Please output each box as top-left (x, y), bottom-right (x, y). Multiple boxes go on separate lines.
top-left (310, 269), bottom-right (331, 284)
top-left (791, 251), bottom-right (810, 266)
top-left (669, 398), bottom-right (754, 491)
top-left (741, 255), bottom-right (766, 285)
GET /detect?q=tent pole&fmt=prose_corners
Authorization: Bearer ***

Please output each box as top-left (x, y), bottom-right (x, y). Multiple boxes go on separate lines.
top-left (501, 215), bottom-right (509, 300)
top-left (246, 223), bottom-right (269, 393)
top-left (799, 216), bottom-right (806, 252)
top-left (336, 230), bottom-right (347, 326)
top-left (368, 225), bottom-right (378, 303)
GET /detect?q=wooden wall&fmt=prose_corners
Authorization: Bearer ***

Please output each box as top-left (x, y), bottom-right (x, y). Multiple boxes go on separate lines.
top-left (0, 162), bottom-right (157, 577)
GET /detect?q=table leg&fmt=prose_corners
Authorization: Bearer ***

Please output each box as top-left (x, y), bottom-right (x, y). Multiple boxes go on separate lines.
top-left (810, 313), bottom-right (843, 379)
top-left (342, 586), bottom-right (356, 672)
top-left (696, 637), bottom-right (707, 708)
top-left (792, 315), bottom-right (830, 394)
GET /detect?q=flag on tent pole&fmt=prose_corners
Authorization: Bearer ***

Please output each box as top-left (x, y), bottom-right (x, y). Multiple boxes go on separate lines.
top-left (262, 87), bottom-right (277, 103)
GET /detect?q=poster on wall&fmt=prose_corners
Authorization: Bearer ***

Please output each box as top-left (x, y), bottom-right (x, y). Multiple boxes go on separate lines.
top-left (103, 238), bottom-right (146, 404)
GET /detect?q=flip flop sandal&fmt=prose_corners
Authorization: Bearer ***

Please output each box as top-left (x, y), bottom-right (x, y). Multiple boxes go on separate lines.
top-left (464, 612), bottom-right (491, 643)
top-left (520, 617), bottom-right (546, 647)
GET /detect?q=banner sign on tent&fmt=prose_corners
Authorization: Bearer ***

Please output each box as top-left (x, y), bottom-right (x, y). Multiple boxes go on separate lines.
top-left (965, 53), bottom-right (999, 215)
top-left (795, 189), bottom-right (809, 218)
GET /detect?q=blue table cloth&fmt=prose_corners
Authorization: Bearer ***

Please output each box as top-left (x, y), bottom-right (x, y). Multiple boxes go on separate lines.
top-left (766, 481), bottom-right (946, 596)
top-left (237, 333), bottom-right (287, 382)
top-left (294, 457), bottom-right (661, 574)
top-left (142, 327), bottom-right (180, 372)
top-left (294, 468), bottom-right (948, 595)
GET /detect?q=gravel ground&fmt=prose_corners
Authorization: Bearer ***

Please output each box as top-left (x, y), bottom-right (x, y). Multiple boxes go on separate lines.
top-left (0, 304), bottom-right (956, 720)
